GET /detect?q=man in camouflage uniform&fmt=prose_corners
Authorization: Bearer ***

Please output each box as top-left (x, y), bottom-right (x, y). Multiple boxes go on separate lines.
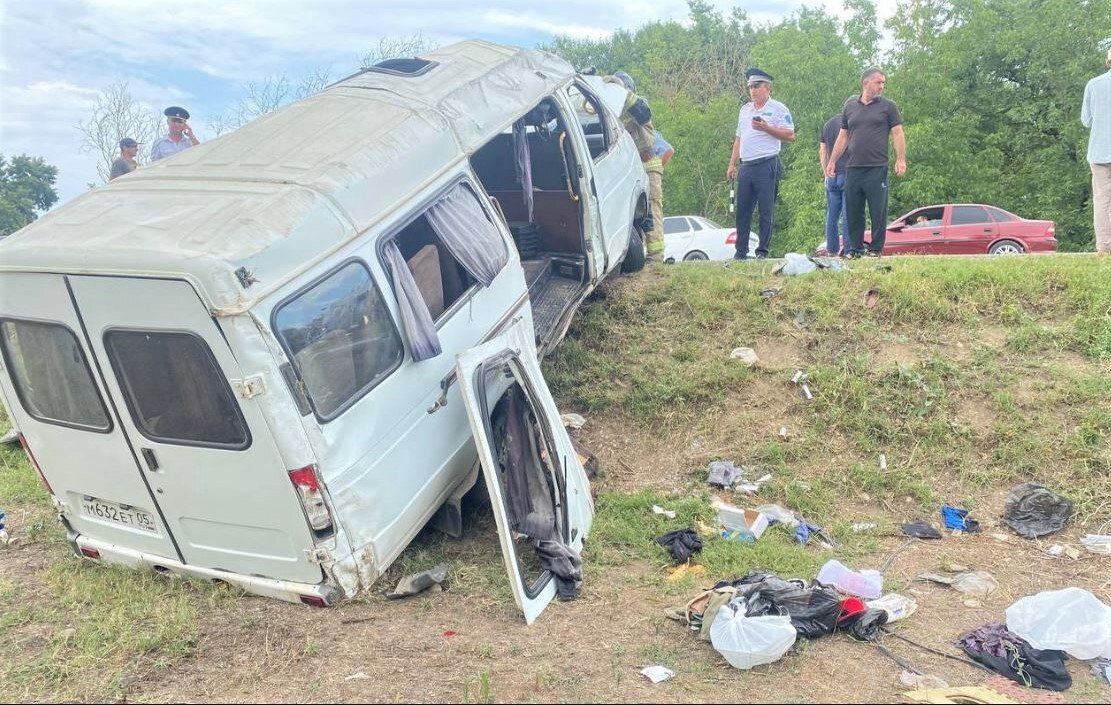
top-left (608, 71), bottom-right (665, 260)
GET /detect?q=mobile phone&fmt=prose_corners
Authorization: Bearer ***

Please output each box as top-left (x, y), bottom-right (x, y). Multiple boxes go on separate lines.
top-left (752, 116), bottom-right (765, 123)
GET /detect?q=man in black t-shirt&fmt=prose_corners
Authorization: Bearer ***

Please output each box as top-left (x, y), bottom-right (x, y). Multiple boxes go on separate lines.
top-left (825, 68), bottom-right (907, 257)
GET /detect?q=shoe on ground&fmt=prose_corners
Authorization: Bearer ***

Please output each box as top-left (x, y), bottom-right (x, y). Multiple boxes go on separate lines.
top-left (864, 251), bottom-right (882, 258)
top-left (755, 254), bottom-right (767, 260)
top-left (732, 253), bottom-right (748, 260)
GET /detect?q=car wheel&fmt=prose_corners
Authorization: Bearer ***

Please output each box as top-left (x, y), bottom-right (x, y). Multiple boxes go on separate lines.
top-left (621, 226), bottom-right (647, 273)
top-left (989, 240), bottom-right (1024, 255)
top-left (682, 250), bottom-right (709, 261)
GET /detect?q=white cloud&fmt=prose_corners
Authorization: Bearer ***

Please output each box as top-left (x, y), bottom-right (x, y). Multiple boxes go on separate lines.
top-left (5, 0), bottom-right (900, 206)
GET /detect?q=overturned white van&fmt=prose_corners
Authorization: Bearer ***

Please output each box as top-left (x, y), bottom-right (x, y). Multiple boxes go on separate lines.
top-left (0, 41), bottom-right (650, 622)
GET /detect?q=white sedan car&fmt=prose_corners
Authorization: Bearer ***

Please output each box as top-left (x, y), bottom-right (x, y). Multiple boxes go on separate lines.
top-left (662, 216), bottom-right (759, 262)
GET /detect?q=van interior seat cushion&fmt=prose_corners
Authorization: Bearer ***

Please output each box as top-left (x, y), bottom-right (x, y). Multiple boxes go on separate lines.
top-left (406, 244), bottom-right (445, 319)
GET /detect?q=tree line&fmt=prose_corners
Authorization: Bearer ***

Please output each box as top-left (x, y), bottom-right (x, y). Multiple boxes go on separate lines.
top-left (545, 0), bottom-right (1111, 253)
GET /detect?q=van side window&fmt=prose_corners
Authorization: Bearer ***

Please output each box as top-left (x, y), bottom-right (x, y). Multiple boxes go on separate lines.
top-left (394, 213), bottom-right (477, 320)
top-left (566, 84), bottom-right (610, 160)
top-left (274, 261), bottom-right (404, 419)
top-left (104, 330), bottom-right (250, 448)
top-left (0, 319), bottom-right (111, 432)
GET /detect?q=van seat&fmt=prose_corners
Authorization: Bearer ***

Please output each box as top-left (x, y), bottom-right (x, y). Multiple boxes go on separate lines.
top-left (407, 244), bottom-right (445, 319)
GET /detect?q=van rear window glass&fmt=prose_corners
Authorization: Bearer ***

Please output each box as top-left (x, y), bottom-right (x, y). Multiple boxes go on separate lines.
top-left (104, 330), bottom-right (249, 448)
top-left (0, 319), bottom-right (111, 432)
top-left (274, 261), bottom-right (404, 419)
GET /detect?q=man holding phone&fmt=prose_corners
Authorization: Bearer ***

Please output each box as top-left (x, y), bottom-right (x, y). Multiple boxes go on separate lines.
top-left (150, 106), bottom-right (200, 161)
top-left (726, 68), bottom-right (795, 259)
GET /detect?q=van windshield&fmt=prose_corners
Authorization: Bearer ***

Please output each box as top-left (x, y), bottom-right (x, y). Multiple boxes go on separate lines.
top-left (0, 319), bottom-right (111, 432)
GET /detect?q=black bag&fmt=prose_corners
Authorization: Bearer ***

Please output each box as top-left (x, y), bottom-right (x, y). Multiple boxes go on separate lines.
top-left (733, 572), bottom-right (842, 638)
top-left (961, 644), bottom-right (1072, 691)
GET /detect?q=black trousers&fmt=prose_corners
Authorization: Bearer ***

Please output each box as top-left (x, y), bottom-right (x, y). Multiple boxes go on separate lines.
top-left (735, 157), bottom-right (780, 257)
top-left (845, 166), bottom-right (889, 253)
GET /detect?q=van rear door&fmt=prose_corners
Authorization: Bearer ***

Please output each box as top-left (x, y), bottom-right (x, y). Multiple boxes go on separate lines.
top-left (0, 272), bottom-right (180, 560)
top-left (456, 324), bottom-right (594, 624)
top-left (67, 276), bottom-right (323, 584)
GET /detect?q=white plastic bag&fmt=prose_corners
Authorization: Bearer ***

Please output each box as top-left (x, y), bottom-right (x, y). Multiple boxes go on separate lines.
top-left (867, 593), bottom-right (918, 623)
top-left (1005, 587), bottom-right (1111, 660)
top-left (709, 597), bottom-right (797, 670)
top-left (816, 559), bottom-right (883, 599)
top-left (780, 253), bottom-right (818, 276)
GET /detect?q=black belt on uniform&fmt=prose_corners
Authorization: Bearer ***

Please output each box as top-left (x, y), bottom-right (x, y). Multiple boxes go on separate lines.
top-left (740, 155), bottom-right (779, 167)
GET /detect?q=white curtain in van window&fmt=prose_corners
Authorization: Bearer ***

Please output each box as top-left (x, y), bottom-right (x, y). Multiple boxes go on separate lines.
top-left (425, 183), bottom-right (509, 287)
top-left (383, 242), bottom-right (442, 361)
top-left (513, 119), bottom-right (534, 222)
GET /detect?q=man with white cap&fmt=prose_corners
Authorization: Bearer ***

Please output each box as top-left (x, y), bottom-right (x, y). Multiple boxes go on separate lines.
top-left (150, 106), bottom-right (200, 162)
top-left (726, 68), bottom-right (795, 259)
top-left (1082, 48), bottom-right (1111, 254)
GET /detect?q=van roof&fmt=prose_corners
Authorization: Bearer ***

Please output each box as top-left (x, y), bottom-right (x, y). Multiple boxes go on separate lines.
top-left (0, 40), bottom-right (575, 313)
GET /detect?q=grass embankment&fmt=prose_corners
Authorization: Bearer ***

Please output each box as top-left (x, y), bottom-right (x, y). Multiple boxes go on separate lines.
top-left (547, 255), bottom-right (1111, 586)
top-left (0, 255), bottom-right (1108, 699)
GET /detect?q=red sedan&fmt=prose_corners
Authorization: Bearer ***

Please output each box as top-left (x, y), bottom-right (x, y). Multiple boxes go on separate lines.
top-left (816, 204), bottom-right (1057, 256)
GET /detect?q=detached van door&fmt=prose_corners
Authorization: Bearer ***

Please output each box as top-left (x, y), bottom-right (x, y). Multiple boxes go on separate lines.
top-left (0, 273), bottom-right (180, 560)
top-left (68, 276), bottom-right (322, 584)
top-left (455, 324), bottom-right (594, 624)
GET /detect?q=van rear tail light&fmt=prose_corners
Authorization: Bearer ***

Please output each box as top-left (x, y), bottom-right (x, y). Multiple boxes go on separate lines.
top-left (288, 466), bottom-right (333, 533)
top-left (18, 434), bottom-right (54, 496)
top-left (299, 594), bottom-right (327, 607)
top-left (80, 546), bottom-right (101, 560)
top-left (725, 230), bottom-right (737, 245)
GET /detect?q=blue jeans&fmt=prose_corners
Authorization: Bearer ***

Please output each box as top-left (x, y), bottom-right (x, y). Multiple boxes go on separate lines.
top-left (824, 173), bottom-right (848, 255)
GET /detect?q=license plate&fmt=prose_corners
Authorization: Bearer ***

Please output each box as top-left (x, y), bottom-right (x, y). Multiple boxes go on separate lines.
top-left (81, 499), bottom-right (157, 533)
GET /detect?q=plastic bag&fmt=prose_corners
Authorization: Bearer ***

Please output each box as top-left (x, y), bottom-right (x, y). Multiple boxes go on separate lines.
top-left (736, 573), bottom-right (842, 638)
top-left (867, 593), bottom-right (918, 622)
top-left (1081, 534), bottom-right (1111, 554)
top-left (816, 559), bottom-right (883, 599)
top-left (951, 570), bottom-right (999, 597)
top-left (1005, 587), bottom-right (1111, 660)
top-left (709, 597), bottom-right (797, 670)
top-left (1001, 483), bottom-right (1073, 539)
top-left (779, 253), bottom-right (818, 276)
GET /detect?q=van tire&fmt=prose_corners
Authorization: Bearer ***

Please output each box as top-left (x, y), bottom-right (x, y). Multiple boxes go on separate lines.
top-left (621, 227), bottom-right (647, 273)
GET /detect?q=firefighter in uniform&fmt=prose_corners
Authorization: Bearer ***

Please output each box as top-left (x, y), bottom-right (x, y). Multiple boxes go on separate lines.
top-left (608, 71), bottom-right (665, 261)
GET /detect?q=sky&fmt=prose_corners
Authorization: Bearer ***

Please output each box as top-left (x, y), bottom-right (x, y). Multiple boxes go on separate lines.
top-left (0, 0), bottom-right (896, 207)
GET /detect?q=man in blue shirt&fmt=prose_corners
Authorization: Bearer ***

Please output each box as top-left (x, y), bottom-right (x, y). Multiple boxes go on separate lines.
top-left (726, 68), bottom-right (795, 259)
top-left (1082, 49), bottom-right (1111, 254)
top-left (151, 106), bottom-right (200, 162)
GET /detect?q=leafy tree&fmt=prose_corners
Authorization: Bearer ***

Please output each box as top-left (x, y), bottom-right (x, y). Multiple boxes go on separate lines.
top-left (0, 154), bottom-right (59, 237)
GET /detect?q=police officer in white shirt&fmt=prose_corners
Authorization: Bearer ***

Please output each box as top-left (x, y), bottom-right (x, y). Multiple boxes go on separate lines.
top-left (150, 106), bottom-right (200, 162)
top-left (726, 69), bottom-right (795, 259)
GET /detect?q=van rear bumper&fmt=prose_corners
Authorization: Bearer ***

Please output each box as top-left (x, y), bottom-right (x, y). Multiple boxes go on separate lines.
top-left (71, 532), bottom-right (341, 606)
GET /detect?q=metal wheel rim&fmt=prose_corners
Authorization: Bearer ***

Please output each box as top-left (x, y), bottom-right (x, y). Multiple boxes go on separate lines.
top-left (993, 243), bottom-right (1021, 255)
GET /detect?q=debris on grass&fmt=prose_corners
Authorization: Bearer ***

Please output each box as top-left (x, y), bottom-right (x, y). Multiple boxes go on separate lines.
top-left (816, 559), bottom-right (883, 599)
top-left (387, 563), bottom-right (449, 599)
top-left (901, 520), bottom-right (943, 540)
top-left (899, 670), bottom-right (948, 690)
top-left (729, 347), bottom-right (760, 366)
top-left (656, 528), bottom-right (703, 562)
top-left (916, 570), bottom-right (999, 596)
top-left (851, 522), bottom-right (877, 533)
top-left (1001, 483), bottom-right (1073, 539)
top-left (941, 505), bottom-right (981, 534)
top-left (639, 665), bottom-right (675, 684)
top-left (651, 504), bottom-right (677, 519)
top-left (1005, 587), bottom-right (1111, 660)
top-left (560, 412), bottom-right (586, 429)
top-left (756, 503), bottom-right (800, 528)
top-left (1044, 544), bottom-right (1081, 560)
top-left (666, 563), bottom-right (707, 582)
top-left (1080, 534), bottom-right (1111, 555)
top-left (734, 473), bottom-right (772, 495)
top-left (713, 498), bottom-right (769, 542)
top-left (868, 593), bottom-right (918, 622)
top-left (707, 459), bottom-right (742, 488)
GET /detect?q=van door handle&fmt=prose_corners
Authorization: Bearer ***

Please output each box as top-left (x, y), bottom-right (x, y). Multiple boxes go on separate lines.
top-left (427, 370), bottom-right (459, 414)
top-left (141, 448), bottom-right (159, 471)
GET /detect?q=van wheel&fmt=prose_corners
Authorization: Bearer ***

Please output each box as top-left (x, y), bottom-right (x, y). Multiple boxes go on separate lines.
top-left (621, 226), bottom-right (647, 273)
top-left (989, 240), bottom-right (1024, 255)
top-left (683, 250), bottom-right (709, 261)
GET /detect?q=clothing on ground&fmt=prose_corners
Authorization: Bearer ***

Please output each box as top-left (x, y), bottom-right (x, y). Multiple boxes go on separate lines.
top-left (656, 528), bottom-right (703, 562)
top-left (840, 95), bottom-right (902, 167)
top-left (957, 622), bottom-right (1072, 691)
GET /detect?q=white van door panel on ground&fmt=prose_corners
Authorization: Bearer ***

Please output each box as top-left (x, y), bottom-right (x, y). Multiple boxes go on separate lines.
top-left (0, 272), bottom-right (181, 560)
top-left (456, 324), bottom-right (594, 624)
top-left (67, 276), bottom-right (322, 584)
